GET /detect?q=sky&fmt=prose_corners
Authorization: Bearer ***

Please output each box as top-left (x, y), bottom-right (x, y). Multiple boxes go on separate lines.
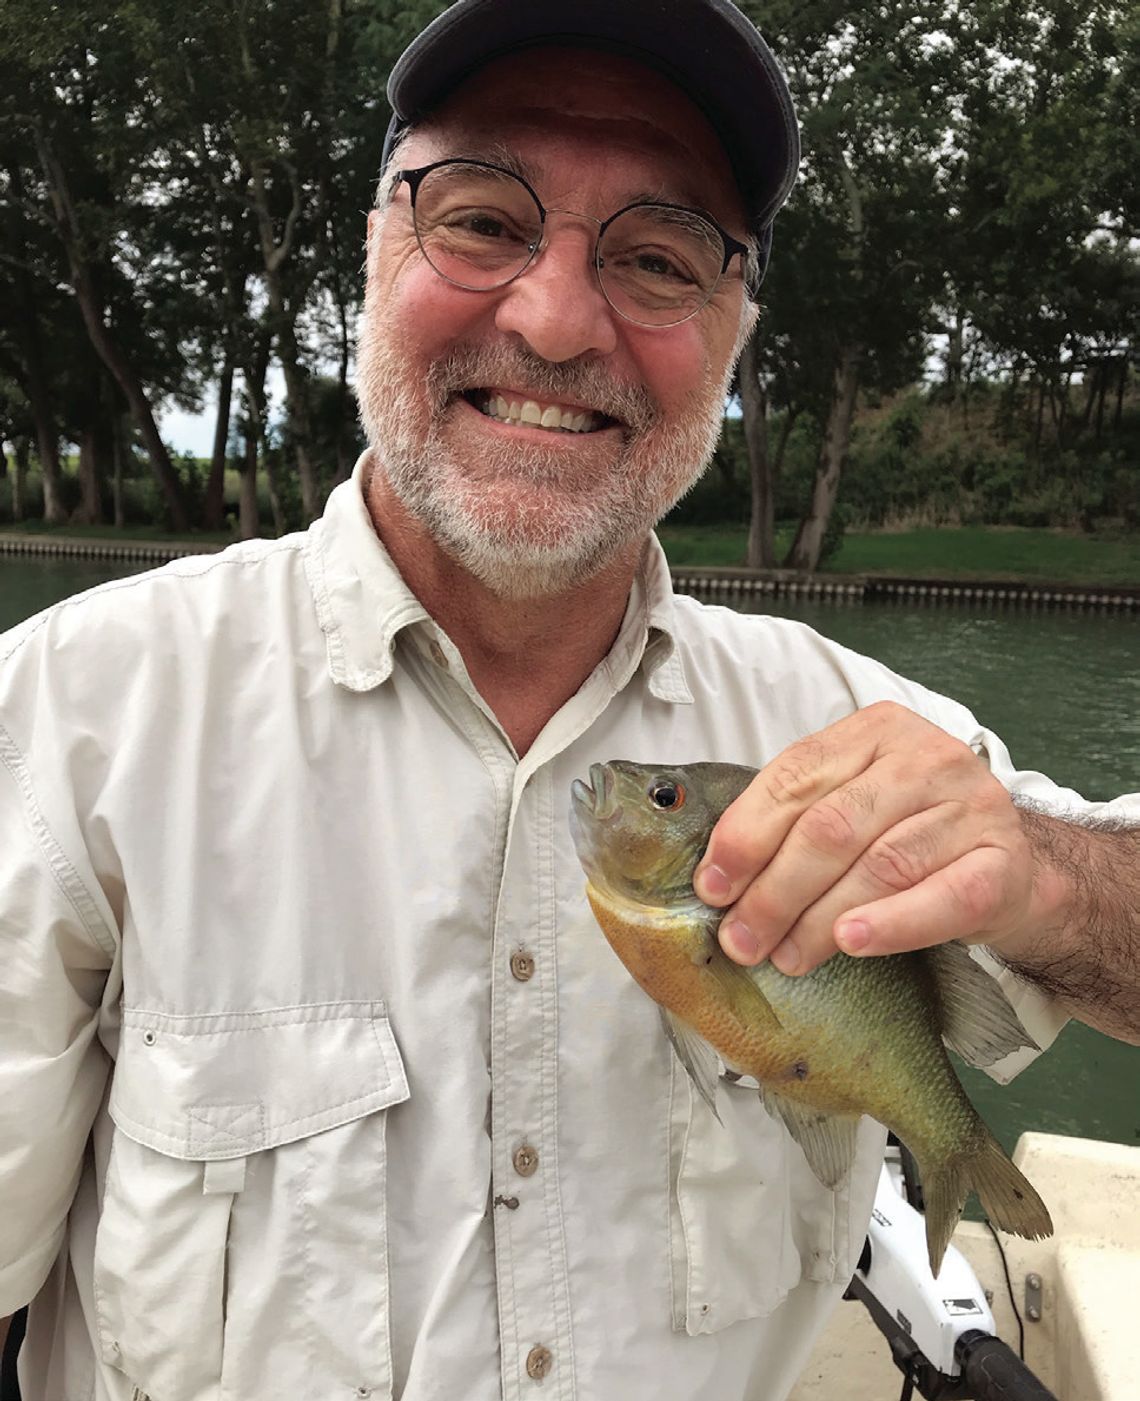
top-left (158, 368), bottom-right (287, 456)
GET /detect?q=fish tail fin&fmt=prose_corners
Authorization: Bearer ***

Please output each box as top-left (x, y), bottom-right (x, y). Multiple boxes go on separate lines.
top-left (921, 1132), bottom-right (1053, 1278)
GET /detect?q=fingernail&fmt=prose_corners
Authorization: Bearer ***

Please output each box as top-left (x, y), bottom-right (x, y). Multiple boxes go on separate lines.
top-left (837, 919), bottom-right (871, 954)
top-left (696, 863), bottom-right (732, 903)
top-left (770, 940), bottom-right (801, 975)
top-left (722, 919), bottom-right (761, 964)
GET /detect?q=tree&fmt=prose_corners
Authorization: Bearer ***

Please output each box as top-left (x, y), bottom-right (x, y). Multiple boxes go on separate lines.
top-left (738, 1), bottom-right (947, 570)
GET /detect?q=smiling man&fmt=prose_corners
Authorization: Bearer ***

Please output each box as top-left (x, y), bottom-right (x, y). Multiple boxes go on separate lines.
top-left (1, 3), bottom-right (1137, 1401)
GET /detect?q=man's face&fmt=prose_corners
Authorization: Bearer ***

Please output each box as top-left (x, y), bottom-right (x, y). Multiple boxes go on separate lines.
top-left (357, 48), bottom-right (751, 598)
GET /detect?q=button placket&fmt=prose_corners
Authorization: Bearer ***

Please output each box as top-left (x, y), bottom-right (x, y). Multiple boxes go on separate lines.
top-left (490, 765), bottom-right (575, 1398)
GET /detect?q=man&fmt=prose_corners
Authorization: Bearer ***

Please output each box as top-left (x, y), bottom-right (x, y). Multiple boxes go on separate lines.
top-left (1, 2), bottom-right (1136, 1399)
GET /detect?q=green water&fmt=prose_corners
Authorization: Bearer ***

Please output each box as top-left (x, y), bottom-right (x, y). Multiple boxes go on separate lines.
top-left (2, 557), bottom-right (1138, 1153)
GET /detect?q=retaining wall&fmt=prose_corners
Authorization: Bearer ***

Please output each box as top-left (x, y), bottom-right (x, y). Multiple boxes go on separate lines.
top-left (671, 568), bottom-right (1137, 612)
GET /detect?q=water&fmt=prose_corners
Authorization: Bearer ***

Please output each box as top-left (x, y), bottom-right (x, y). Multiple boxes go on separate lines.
top-left (2, 557), bottom-right (1138, 1154)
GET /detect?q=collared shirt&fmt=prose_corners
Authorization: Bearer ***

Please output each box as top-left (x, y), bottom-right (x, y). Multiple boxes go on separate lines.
top-left (1, 458), bottom-right (1124, 1401)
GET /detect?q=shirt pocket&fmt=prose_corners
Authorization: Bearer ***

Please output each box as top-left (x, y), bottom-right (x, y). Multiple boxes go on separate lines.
top-left (94, 1001), bottom-right (410, 1401)
top-left (669, 1065), bottom-right (858, 1336)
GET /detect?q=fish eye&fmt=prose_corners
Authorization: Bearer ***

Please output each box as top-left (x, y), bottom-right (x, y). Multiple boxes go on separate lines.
top-left (649, 781), bottom-right (685, 811)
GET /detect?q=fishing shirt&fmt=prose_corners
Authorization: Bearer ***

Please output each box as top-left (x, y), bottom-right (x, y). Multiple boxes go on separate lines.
top-left (1, 454), bottom-right (1129, 1401)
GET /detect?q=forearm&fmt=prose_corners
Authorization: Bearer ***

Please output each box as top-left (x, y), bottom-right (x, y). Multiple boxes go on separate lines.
top-left (998, 805), bottom-right (1140, 1043)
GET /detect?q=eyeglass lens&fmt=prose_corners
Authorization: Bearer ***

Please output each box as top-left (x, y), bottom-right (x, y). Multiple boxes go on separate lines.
top-left (410, 162), bottom-right (728, 326)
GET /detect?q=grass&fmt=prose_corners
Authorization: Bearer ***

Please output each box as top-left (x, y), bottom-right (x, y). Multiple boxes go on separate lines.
top-left (4, 514), bottom-right (1136, 586)
top-left (0, 520), bottom-right (232, 546)
top-left (656, 524), bottom-right (1140, 586)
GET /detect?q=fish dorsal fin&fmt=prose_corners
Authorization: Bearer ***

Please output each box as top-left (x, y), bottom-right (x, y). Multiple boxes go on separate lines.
top-left (925, 941), bottom-right (1039, 1068)
top-left (659, 1008), bottom-right (722, 1124)
top-left (758, 1085), bottom-right (858, 1189)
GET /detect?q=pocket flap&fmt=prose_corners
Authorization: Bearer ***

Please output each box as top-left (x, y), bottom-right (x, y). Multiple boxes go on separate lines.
top-left (110, 1001), bottom-right (409, 1159)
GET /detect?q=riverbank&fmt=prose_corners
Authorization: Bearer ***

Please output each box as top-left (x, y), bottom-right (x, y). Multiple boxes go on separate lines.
top-left (658, 523), bottom-right (1140, 586)
top-left (2, 523), bottom-right (1136, 610)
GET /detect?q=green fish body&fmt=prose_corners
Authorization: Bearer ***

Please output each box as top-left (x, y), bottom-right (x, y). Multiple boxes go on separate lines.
top-left (570, 759), bottom-right (1053, 1276)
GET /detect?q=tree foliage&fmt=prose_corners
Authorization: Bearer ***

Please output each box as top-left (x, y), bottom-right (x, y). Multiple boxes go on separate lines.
top-left (0, 0), bottom-right (1134, 548)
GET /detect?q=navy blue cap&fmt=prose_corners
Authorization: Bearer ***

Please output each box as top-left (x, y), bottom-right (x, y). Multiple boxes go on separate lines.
top-left (380, 0), bottom-right (799, 288)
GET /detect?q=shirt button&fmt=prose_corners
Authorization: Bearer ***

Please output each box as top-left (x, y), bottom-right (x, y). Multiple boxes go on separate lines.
top-left (428, 639), bottom-right (448, 669)
top-left (510, 951), bottom-right (535, 981)
top-left (525, 1345), bottom-right (553, 1380)
top-left (513, 1144), bottom-right (539, 1177)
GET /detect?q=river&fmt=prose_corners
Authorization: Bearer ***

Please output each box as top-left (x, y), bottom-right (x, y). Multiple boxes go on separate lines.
top-left (1, 553), bottom-right (1137, 1156)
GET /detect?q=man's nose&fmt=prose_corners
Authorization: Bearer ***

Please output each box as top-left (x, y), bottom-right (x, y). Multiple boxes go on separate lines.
top-left (492, 221), bottom-right (620, 362)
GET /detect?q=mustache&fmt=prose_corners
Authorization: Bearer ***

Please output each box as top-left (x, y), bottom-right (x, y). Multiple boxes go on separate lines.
top-left (425, 344), bottom-right (659, 433)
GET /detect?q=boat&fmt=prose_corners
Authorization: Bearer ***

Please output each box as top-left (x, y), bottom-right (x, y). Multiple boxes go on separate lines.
top-left (789, 1132), bottom-right (1140, 1400)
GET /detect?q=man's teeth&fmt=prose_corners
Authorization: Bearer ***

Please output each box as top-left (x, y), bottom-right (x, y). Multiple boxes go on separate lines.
top-left (479, 393), bottom-right (602, 433)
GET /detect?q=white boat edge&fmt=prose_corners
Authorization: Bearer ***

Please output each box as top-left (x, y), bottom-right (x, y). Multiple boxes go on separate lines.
top-left (789, 1131), bottom-right (1140, 1400)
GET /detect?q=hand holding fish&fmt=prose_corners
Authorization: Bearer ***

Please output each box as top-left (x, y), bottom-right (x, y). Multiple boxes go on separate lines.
top-left (694, 701), bottom-right (1140, 1044)
top-left (693, 701), bottom-right (1038, 974)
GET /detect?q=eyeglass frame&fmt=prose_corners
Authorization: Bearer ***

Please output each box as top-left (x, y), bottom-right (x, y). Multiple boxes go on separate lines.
top-left (394, 157), bottom-right (752, 327)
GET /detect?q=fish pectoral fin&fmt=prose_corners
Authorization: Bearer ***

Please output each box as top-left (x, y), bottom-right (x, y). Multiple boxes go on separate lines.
top-left (758, 1085), bottom-right (858, 1189)
top-left (926, 940), bottom-right (1039, 1068)
top-left (659, 1008), bottom-right (723, 1124)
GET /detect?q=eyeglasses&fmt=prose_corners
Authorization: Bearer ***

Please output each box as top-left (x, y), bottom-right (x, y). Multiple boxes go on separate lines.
top-left (395, 158), bottom-right (749, 328)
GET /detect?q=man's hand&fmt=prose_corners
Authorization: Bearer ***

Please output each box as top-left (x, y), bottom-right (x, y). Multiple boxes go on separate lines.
top-left (695, 702), bottom-right (1034, 973)
top-left (693, 701), bottom-right (1140, 1042)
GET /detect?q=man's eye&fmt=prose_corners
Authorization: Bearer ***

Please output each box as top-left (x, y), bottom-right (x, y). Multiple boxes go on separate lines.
top-left (635, 251), bottom-right (688, 280)
top-left (445, 208), bottom-right (524, 241)
top-left (649, 782), bottom-right (685, 810)
top-left (464, 213), bottom-right (508, 238)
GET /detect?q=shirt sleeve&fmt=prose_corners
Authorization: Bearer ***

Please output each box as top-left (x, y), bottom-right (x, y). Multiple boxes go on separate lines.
top-left (0, 718), bottom-right (116, 1316)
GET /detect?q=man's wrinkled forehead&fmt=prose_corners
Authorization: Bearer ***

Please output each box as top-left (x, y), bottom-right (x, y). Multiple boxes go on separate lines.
top-left (409, 46), bottom-right (746, 220)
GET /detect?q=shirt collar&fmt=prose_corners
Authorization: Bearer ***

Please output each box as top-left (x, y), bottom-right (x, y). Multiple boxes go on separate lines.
top-left (304, 453), bottom-right (430, 691)
top-left (637, 535), bottom-right (694, 705)
top-left (305, 451), bottom-right (693, 704)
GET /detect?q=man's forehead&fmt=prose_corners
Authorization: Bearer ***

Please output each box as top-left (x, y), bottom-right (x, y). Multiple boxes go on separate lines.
top-left (412, 47), bottom-right (744, 216)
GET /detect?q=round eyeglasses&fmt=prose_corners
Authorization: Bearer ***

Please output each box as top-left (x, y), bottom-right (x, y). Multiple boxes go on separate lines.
top-left (395, 158), bottom-right (750, 329)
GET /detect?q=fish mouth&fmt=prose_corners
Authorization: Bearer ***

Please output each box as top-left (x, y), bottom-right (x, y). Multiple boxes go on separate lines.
top-left (570, 764), bottom-right (623, 882)
top-left (571, 763), bottom-right (620, 821)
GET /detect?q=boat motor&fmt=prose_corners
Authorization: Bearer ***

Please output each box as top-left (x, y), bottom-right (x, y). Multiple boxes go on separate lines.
top-left (847, 1151), bottom-right (1058, 1400)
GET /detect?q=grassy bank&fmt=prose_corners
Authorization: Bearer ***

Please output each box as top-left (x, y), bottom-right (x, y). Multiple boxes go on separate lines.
top-left (656, 524), bottom-right (1139, 586)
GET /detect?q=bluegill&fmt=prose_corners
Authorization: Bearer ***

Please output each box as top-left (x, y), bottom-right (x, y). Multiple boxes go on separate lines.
top-left (570, 759), bottom-right (1053, 1276)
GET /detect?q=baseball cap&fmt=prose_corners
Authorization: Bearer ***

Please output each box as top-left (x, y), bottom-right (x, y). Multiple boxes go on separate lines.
top-left (380, 0), bottom-right (799, 288)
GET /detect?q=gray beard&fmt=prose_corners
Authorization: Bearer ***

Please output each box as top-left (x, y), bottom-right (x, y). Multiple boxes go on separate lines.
top-left (356, 322), bottom-right (728, 599)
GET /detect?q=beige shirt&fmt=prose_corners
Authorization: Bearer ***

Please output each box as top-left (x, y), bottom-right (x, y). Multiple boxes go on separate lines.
top-left (2, 462), bottom-right (1117, 1401)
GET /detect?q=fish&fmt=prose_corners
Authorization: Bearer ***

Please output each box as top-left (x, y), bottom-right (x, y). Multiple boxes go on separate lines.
top-left (570, 759), bottom-right (1053, 1277)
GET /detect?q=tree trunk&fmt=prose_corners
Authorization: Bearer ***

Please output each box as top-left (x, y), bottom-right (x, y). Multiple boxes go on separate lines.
top-left (72, 430), bottom-right (99, 524)
top-left (238, 330), bottom-right (272, 539)
top-left (204, 353), bottom-right (235, 531)
top-left (1093, 361), bottom-right (1109, 441)
top-left (238, 428), bottom-right (260, 539)
top-left (330, 220), bottom-right (354, 488)
top-left (785, 344), bottom-right (861, 572)
top-left (738, 332), bottom-right (777, 569)
top-left (111, 411), bottom-right (128, 527)
top-left (1112, 356), bottom-right (1126, 432)
top-left (5, 160), bottom-right (66, 524)
top-left (12, 437), bottom-right (30, 522)
top-left (271, 292), bottom-right (319, 521)
top-left (34, 130), bottom-right (190, 532)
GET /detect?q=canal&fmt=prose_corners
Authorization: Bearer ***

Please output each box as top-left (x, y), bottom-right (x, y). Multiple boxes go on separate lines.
top-left (1, 553), bottom-right (1137, 1156)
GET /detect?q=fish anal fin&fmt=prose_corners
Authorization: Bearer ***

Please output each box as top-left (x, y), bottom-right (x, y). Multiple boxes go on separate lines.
top-left (659, 1008), bottom-right (722, 1124)
top-left (926, 940), bottom-right (1039, 1068)
top-left (758, 1085), bottom-right (858, 1189)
